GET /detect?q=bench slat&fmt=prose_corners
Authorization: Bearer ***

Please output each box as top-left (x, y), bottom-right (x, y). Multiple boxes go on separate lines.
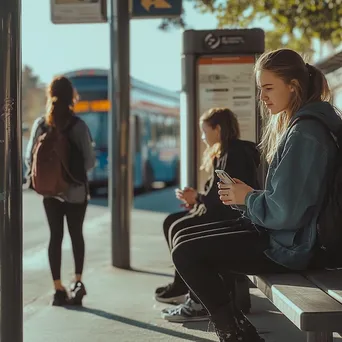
top-left (248, 273), bottom-right (342, 332)
top-left (306, 270), bottom-right (342, 304)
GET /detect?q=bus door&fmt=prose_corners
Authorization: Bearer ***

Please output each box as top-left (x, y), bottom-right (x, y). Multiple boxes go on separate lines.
top-left (131, 114), bottom-right (143, 187)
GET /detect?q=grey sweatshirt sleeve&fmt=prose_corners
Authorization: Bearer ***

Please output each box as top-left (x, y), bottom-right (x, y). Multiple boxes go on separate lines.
top-left (70, 119), bottom-right (96, 171)
top-left (245, 130), bottom-right (329, 230)
top-left (25, 117), bottom-right (44, 167)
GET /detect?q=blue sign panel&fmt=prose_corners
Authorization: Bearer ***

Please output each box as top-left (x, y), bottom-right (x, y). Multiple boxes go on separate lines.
top-left (131, 0), bottom-right (182, 18)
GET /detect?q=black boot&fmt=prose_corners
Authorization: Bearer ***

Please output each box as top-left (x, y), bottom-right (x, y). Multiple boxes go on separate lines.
top-left (68, 281), bottom-right (87, 305)
top-left (232, 306), bottom-right (265, 342)
top-left (52, 289), bottom-right (69, 306)
top-left (211, 306), bottom-right (244, 342)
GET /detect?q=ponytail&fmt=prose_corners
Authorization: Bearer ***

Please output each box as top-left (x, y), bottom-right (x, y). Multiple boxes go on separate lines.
top-left (45, 96), bottom-right (73, 130)
top-left (306, 63), bottom-right (331, 103)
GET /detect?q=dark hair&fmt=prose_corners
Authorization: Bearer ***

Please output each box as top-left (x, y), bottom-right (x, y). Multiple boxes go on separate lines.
top-left (255, 48), bottom-right (331, 162)
top-left (200, 107), bottom-right (241, 172)
top-left (45, 76), bottom-right (78, 129)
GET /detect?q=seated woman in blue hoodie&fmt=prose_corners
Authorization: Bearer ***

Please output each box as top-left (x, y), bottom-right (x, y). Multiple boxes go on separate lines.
top-left (171, 48), bottom-right (342, 342)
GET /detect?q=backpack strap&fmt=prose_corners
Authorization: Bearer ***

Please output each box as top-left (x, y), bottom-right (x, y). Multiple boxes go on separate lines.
top-left (288, 114), bottom-right (330, 132)
top-left (286, 114), bottom-right (340, 148)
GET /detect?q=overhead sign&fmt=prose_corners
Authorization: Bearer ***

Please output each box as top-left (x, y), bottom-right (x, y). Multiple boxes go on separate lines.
top-left (50, 0), bottom-right (107, 24)
top-left (131, 0), bottom-right (182, 18)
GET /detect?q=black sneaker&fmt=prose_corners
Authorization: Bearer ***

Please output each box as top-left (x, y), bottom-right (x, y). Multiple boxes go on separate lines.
top-left (52, 289), bottom-right (69, 306)
top-left (68, 281), bottom-right (87, 306)
top-left (155, 283), bottom-right (172, 295)
top-left (155, 283), bottom-right (187, 305)
top-left (161, 296), bottom-right (209, 322)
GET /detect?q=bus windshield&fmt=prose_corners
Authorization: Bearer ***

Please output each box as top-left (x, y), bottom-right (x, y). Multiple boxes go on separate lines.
top-left (70, 75), bottom-right (108, 101)
top-left (68, 74), bottom-right (109, 149)
top-left (77, 112), bottom-right (108, 149)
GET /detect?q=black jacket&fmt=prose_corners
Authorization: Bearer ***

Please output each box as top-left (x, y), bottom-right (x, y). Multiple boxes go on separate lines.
top-left (195, 139), bottom-right (260, 219)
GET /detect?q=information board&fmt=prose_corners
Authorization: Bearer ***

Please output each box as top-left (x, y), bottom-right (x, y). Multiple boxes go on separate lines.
top-left (197, 55), bottom-right (257, 143)
top-left (50, 0), bottom-right (107, 24)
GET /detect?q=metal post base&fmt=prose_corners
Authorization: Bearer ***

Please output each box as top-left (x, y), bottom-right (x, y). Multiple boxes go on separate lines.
top-left (307, 332), bottom-right (333, 342)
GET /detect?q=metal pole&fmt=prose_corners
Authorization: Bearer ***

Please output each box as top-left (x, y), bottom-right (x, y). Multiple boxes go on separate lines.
top-left (0, 0), bottom-right (23, 341)
top-left (180, 53), bottom-right (198, 189)
top-left (109, 0), bottom-right (131, 268)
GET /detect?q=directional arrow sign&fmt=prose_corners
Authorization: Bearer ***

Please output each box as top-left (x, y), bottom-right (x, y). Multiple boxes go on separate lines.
top-left (131, 0), bottom-right (182, 18)
top-left (141, 0), bottom-right (172, 11)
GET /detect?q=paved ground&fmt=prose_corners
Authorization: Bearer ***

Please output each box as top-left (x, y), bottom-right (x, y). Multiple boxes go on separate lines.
top-left (23, 189), bottom-right (341, 341)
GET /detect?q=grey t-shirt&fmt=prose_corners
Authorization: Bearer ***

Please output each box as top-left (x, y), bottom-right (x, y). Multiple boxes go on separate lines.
top-left (25, 116), bottom-right (96, 203)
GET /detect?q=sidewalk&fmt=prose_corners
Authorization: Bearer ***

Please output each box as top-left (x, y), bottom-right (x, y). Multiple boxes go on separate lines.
top-left (23, 207), bottom-right (336, 342)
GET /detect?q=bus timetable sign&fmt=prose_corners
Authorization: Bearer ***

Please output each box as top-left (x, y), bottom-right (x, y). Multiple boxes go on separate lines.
top-left (131, 0), bottom-right (182, 18)
top-left (50, 0), bottom-right (107, 24)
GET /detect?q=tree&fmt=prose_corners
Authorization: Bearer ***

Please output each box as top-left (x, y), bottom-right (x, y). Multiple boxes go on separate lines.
top-left (22, 66), bottom-right (46, 130)
top-left (160, 0), bottom-right (342, 57)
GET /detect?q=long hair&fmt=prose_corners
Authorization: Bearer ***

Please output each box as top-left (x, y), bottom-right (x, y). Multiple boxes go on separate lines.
top-left (45, 76), bottom-right (78, 129)
top-left (200, 107), bottom-right (240, 173)
top-left (255, 48), bottom-right (331, 163)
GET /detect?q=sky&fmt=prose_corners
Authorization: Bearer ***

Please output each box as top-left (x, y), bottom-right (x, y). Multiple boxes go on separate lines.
top-left (22, 0), bottom-right (220, 92)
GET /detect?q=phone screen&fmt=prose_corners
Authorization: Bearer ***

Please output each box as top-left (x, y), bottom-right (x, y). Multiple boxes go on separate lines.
top-left (215, 170), bottom-right (236, 184)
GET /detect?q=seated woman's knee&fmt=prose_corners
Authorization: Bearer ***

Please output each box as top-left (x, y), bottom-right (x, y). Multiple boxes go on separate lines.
top-left (171, 240), bottom-right (189, 269)
top-left (172, 225), bottom-right (194, 247)
top-left (173, 234), bottom-right (188, 249)
top-left (172, 222), bottom-right (211, 247)
top-left (163, 212), bottom-right (181, 235)
top-left (168, 220), bottom-right (188, 247)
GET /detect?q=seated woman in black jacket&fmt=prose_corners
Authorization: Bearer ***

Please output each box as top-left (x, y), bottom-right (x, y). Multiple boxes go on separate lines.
top-left (154, 107), bottom-right (260, 322)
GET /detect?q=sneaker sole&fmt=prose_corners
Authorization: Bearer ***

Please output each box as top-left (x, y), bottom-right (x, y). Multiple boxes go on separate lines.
top-left (154, 294), bottom-right (187, 305)
top-left (161, 313), bottom-right (209, 323)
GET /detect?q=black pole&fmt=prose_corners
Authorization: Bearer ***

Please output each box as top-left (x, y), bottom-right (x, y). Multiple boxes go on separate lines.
top-left (0, 0), bottom-right (23, 341)
top-left (109, 0), bottom-right (131, 268)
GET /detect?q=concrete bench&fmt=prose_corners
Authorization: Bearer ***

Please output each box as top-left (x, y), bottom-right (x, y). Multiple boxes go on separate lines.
top-left (248, 270), bottom-right (342, 342)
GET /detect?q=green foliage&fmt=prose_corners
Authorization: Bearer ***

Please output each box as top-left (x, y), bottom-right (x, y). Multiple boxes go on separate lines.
top-left (160, 0), bottom-right (342, 55)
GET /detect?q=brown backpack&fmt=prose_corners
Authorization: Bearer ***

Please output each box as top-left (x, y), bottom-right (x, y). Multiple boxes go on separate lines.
top-left (31, 119), bottom-right (79, 196)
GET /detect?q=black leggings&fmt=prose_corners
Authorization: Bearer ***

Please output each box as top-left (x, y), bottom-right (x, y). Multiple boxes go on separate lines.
top-left (43, 198), bottom-right (88, 281)
top-left (171, 219), bottom-right (290, 315)
top-left (163, 211), bottom-right (241, 298)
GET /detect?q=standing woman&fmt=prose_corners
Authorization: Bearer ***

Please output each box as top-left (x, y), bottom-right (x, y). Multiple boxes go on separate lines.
top-left (25, 76), bottom-right (96, 306)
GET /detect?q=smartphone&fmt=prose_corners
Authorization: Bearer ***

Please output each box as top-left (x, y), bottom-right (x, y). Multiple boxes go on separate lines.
top-left (215, 169), bottom-right (236, 185)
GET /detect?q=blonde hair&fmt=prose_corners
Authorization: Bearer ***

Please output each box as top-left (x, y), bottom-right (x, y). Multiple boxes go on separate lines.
top-left (200, 108), bottom-right (240, 173)
top-left (255, 49), bottom-right (331, 163)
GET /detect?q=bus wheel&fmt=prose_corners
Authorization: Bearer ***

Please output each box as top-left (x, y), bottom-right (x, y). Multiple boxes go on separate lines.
top-left (143, 162), bottom-right (154, 192)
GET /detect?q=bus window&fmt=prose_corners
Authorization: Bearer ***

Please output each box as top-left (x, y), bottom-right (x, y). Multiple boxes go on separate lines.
top-left (150, 116), bottom-right (157, 147)
top-left (70, 75), bottom-right (108, 101)
top-left (77, 112), bottom-right (108, 149)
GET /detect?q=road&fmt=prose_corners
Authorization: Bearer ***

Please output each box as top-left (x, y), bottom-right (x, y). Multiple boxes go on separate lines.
top-left (23, 187), bottom-right (180, 312)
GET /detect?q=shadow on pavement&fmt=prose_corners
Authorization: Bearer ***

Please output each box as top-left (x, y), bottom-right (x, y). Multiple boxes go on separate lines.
top-left (130, 267), bottom-right (174, 278)
top-left (64, 306), bottom-right (215, 341)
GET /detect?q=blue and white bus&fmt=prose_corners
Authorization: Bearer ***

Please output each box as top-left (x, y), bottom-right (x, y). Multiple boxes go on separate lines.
top-left (62, 69), bottom-right (180, 192)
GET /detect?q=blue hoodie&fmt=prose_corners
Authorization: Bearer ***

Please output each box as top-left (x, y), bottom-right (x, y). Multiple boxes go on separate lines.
top-left (245, 102), bottom-right (341, 270)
